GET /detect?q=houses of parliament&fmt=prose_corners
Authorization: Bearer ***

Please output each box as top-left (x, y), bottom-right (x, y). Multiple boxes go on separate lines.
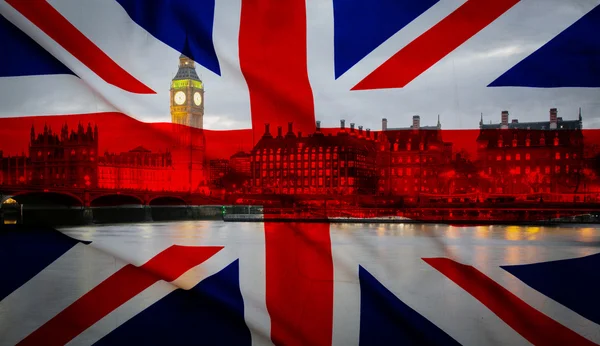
top-left (0, 56), bottom-right (208, 193)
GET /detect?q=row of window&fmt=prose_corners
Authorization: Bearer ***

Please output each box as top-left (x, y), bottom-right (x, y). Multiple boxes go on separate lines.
top-left (254, 145), bottom-right (358, 155)
top-left (389, 156), bottom-right (439, 164)
top-left (252, 153), bottom-right (374, 162)
top-left (493, 152), bottom-right (579, 161)
top-left (389, 142), bottom-right (428, 151)
top-left (385, 168), bottom-right (436, 177)
top-left (498, 137), bottom-right (561, 148)
top-left (486, 165), bottom-right (578, 175)
top-left (256, 168), bottom-right (367, 178)
top-left (253, 187), bottom-right (357, 194)
top-left (256, 160), bottom-right (374, 169)
top-left (253, 177), bottom-right (356, 187)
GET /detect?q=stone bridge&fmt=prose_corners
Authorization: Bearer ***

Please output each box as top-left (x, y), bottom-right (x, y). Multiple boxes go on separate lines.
top-left (0, 186), bottom-right (220, 207)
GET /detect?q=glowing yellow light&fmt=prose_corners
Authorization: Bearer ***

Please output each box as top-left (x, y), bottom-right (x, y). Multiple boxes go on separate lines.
top-left (578, 228), bottom-right (596, 242)
top-left (475, 226), bottom-right (489, 239)
top-left (505, 226), bottom-right (522, 241)
top-left (172, 80), bottom-right (203, 89)
top-left (2, 198), bottom-right (17, 205)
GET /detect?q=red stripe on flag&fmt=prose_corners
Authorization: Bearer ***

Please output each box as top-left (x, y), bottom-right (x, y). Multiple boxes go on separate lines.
top-left (353, 0), bottom-right (520, 90)
top-left (18, 245), bottom-right (222, 346)
top-left (239, 0), bottom-right (316, 144)
top-left (423, 258), bottom-right (596, 346)
top-left (265, 222), bottom-right (334, 346)
top-left (7, 0), bottom-right (155, 94)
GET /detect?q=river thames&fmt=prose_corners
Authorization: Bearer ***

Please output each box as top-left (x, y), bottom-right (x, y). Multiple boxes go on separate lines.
top-left (37, 221), bottom-right (599, 345)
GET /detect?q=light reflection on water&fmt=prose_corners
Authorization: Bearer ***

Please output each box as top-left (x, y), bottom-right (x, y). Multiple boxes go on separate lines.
top-left (60, 221), bottom-right (599, 268)
top-left (59, 221), bottom-right (600, 322)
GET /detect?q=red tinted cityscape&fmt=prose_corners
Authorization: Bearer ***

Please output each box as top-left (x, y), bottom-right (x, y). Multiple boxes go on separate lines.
top-left (1, 56), bottom-right (600, 222)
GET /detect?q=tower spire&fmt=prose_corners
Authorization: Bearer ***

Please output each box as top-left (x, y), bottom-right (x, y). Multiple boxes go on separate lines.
top-left (479, 112), bottom-right (483, 128)
top-left (437, 114), bottom-right (441, 129)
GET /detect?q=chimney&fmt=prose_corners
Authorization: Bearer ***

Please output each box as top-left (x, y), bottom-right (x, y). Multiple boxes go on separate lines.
top-left (511, 119), bottom-right (518, 124)
top-left (298, 131), bottom-right (302, 138)
top-left (316, 120), bottom-right (321, 132)
top-left (549, 108), bottom-right (557, 129)
top-left (288, 122), bottom-right (293, 134)
top-left (366, 128), bottom-right (371, 138)
top-left (501, 111), bottom-right (509, 129)
top-left (382, 118), bottom-right (388, 131)
top-left (340, 119), bottom-right (345, 131)
top-left (350, 123), bottom-right (355, 133)
top-left (412, 115), bottom-right (420, 129)
top-left (265, 123), bottom-right (271, 135)
top-left (358, 125), bottom-right (363, 136)
top-left (277, 126), bottom-right (283, 138)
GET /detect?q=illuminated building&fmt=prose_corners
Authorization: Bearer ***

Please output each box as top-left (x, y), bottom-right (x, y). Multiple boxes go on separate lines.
top-left (169, 54), bottom-right (206, 191)
top-left (251, 121), bottom-right (378, 195)
top-left (98, 146), bottom-right (177, 191)
top-left (0, 151), bottom-right (29, 186)
top-left (379, 116), bottom-right (453, 195)
top-left (209, 159), bottom-right (229, 188)
top-left (230, 151), bottom-right (252, 176)
top-left (29, 123), bottom-right (98, 188)
top-left (476, 108), bottom-right (584, 195)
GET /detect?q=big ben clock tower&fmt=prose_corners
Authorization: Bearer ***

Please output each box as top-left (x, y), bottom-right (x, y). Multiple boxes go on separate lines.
top-left (170, 54), bottom-right (204, 128)
top-left (169, 54), bottom-right (206, 192)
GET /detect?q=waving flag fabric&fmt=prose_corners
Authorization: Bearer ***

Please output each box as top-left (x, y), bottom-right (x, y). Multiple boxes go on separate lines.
top-left (2, 225), bottom-right (600, 345)
top-left (1, 0), bottom-right (600, 127)
top-left (1, 0), bottom-right (600, 345)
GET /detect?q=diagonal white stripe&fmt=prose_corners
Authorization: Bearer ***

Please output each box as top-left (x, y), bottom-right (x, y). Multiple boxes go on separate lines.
top-left (0, 243), bottom-right (126, 346)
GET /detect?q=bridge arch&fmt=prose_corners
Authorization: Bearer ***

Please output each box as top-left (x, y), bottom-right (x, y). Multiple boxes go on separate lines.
top-left (91, 194), bottom-right (144, 207)
top-left (148, 196), bottom-right (187, 206)
top-left (11, 191), bottom-right (84, 207)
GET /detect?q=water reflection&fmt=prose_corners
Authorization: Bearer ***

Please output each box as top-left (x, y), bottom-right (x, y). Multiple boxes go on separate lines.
top-left (578, 227), bottom-right (597, 242)
top-left (60, 221), bottom-right (600, 268)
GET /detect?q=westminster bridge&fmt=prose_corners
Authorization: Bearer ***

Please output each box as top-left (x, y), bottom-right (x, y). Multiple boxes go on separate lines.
top-left (0, 185), bottom-right (224, 225)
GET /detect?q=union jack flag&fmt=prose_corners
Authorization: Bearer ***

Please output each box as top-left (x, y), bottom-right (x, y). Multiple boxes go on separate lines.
top-left (1, 0), bottom-right (600, 345)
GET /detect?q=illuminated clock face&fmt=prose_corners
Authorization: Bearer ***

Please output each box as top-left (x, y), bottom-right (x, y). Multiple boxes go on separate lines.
top-left (174, 91), bottom-right (186, 105)
top-left (193, 92), bottom-right (202, 106)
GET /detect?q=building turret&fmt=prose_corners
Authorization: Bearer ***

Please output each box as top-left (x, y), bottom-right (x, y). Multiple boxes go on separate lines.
top-left (87, 123), bottom-right (93, 138)
top-left (501, 111), bottom-right (509, 129)
top-left (549, 108), bottom-right (558, 129)
top-left (412, 115), bottom-right (420, 129)
top-left (285, 122), bottom-right (296, 138)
